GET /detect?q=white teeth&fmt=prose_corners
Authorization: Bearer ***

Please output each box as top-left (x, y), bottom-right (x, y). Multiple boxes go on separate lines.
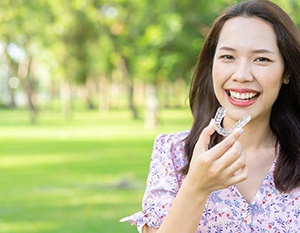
top-left (229, 91), bottom-right (258, 100)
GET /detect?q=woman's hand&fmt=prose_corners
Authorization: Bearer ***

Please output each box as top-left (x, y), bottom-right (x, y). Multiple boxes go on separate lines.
top-left (185, 119), bottom-right (248, 195)
top-left (143, 119), bottom-right (248, 233)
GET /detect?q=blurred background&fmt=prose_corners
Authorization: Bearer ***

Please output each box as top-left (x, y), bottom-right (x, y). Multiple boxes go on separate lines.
top-left (0, 0), bottom-right (298, 232)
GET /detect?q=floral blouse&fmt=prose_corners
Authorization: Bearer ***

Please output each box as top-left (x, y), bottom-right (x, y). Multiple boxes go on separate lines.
top-left (120, 131), bottom-right (300, 233)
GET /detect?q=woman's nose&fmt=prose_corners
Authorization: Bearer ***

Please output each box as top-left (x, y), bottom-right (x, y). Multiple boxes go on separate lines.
top-left (231, 60), bottom-right (253, 82)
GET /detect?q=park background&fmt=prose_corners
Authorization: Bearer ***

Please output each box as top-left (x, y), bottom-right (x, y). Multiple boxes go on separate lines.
top-left (0, 0), bottom-right (298, 232)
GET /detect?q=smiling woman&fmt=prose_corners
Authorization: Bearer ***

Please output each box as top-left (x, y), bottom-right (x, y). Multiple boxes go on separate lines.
top-left (121, 0), bottom-right (300, 232)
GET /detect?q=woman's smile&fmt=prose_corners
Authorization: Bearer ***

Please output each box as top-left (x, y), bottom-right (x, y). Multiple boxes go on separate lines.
top-left (226, 89), bottom-right (260, 107)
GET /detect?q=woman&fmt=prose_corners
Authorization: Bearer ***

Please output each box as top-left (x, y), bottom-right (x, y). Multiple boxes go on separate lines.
top-left (121, 0), bottom-right (300, 232)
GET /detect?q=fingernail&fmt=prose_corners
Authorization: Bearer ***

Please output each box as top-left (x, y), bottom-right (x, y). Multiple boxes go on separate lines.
top-left (238, 128), bottom-right (244, 135)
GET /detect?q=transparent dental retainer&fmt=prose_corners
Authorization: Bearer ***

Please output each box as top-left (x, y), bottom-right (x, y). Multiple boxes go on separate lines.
top-left (214, 107), bottom-right (251, 137)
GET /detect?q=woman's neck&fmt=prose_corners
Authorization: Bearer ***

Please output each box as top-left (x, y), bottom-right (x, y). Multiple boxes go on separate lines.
top-left (239, 120), bottom-right (276, 151)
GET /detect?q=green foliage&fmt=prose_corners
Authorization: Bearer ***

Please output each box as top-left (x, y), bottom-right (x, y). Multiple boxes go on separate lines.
top-left (0, 108), bottom-right (192, 233)
top-left (0, 0), bottom-right (299, 121)
top-left (0, 0), bottom-right (259, 85)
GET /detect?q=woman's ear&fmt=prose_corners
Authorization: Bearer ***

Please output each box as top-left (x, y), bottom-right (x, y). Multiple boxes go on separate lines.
top-left (283, 74), bottom-right (290, 84)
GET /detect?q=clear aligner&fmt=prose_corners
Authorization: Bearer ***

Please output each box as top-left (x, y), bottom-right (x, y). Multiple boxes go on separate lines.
top-left (214, 107), bottom-right (251, 136)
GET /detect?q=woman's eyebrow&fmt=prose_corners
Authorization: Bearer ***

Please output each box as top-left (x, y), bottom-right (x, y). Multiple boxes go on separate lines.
top-left (217, 46), bottom-right (276, 54)
top-left (217, 46), bottom-right (235, 51)
top-left (251, 49), bottom-right (276, 54)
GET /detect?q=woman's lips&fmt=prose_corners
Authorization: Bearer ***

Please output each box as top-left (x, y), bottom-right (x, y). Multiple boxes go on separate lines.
top-left (228, 90), bottom-right (259, 101)
top-left (226, 89), bottom-right (260, 106)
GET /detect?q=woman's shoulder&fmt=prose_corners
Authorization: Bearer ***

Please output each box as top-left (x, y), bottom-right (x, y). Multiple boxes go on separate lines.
top-left (154, 130), bottom-right (190, 145)
top-left (152, 130), bottom-right (189, 167)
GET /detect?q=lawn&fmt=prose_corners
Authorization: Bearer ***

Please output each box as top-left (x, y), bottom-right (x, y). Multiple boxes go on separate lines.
top-left (0, 107), bottom-right (192, 233)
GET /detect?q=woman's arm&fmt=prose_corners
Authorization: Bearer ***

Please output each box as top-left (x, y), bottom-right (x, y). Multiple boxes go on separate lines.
top-left (142, 181), bottom-right (209, 233)
top-left (146, 120), bottom-right (247, 233)
top-left (144, 225), bottom-right (158, 233)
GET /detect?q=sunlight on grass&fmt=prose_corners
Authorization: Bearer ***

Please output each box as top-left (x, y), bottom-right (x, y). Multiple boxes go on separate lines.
top-left (0, 108), bottom-right (192, 233)
top-left (0, 155), bottom-right (72, 168)
top-left (0, 221), bottom-right (58, 233)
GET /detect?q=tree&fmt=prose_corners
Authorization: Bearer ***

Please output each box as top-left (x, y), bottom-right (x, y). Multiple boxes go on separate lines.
top-left (0, 0), bottom-right (53, 123)
top-left (0, 0), bottom-right (298, 126)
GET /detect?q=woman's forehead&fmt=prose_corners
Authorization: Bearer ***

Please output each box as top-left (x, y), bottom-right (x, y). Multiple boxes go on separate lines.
top-left (216, 16), bottom-right (279, 53)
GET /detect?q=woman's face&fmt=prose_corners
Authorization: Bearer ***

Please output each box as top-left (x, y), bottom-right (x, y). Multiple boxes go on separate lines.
top-left (212, 16), bottom-right (285, 128)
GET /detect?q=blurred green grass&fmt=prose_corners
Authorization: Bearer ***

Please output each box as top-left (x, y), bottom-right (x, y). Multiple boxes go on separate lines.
top-left (0, 108), bottom-right (192, 233)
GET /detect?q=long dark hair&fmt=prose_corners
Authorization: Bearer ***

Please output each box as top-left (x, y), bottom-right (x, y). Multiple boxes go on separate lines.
top-left (182, 0), bottom-right (300, 193)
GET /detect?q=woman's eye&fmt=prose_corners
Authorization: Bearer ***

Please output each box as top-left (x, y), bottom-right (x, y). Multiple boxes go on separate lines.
top-left (221, 55), bottom-right (234, 60)
top-left (255, 57), bottom-right (271, 62)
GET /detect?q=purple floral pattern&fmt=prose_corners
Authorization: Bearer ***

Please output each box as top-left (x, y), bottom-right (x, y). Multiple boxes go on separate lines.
top-left (120, 131), bottom-right (300, 232)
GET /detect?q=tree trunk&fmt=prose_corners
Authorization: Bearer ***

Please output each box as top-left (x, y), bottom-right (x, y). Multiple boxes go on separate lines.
top-left (102, 27), bottom-right (139, 119)
top-left (134, 81), bottom-right (145, 107)
top-left (119, 56), bottom-right (139, 119)
top-left (98, 75), bottom-right (110, 112)
top-left (60, 80), bottom-right (72, 119)
top-left (128, 83), bottom-right (139, 119)
top-left (85, 78), bottom-right (95, 110)
top-left (18, 57), bottom-right (38, 124)
top-left (162, 80), bottom-right (171, 108)
top-left (144, 83), bottom-right (159, 129)
top-left (8, 87), bottom-right (17, 108)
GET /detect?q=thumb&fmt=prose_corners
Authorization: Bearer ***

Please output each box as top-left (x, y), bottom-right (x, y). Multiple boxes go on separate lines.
top-left (194, 119), bottom-right (216, 153)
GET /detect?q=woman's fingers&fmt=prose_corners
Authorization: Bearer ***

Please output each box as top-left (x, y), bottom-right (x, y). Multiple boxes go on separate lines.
top-left (226, 151), bottom-right (248, 185)
top-left (190, 120), bottom-right (247, 191)
top-left (194, 119), bottom-right (245, 163)
top-left (195, 119), bottom-right (216, 154)
top-left (215, 139), bottom-right (244, 170)
top-left (209, 127), bottom-right (244, 160)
